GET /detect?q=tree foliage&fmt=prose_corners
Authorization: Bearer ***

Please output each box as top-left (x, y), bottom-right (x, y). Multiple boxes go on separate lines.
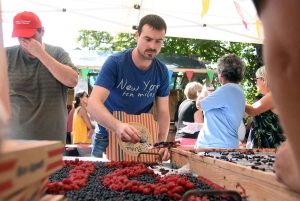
top-left (76, 30), bottom-right (263, 103)
top-left (76, 30), bottom-right (114, 51)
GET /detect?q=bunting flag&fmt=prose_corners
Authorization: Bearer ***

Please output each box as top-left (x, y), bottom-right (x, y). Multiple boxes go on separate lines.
top-left (234, 0), bottom-right (244, 18)
top-left (242, 20), bottom-right (248, 30)
top-left (233, 0), bottom-right (248, 30)
top-left (168, 70), bottom-right (174, 81)
top-left (201, 0), bottom-right (210, 18)
top-left (207, 70), bottom-right (215, 83)
top-left (81, 68), bottom-right (90, 79)
top-left (185, 70), bottom-right (194, 82)
top-left (256, 20), bottom-right (262, 38)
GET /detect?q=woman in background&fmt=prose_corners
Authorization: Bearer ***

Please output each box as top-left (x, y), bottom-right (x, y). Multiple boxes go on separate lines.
top-left (194, 54), bottom-right (245, 148)
top-left (72, 91), bottom-right (95, 144)
top-left (175, 82), bottom-right (203, 146)
top-left (245, 66), bottom-right (285, 148)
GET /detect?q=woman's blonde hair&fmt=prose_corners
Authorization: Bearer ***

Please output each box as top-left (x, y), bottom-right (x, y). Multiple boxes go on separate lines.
top-left (256, 66), bottom-right (268, 86)
top-left (184, 82), bottom-right (203, 99)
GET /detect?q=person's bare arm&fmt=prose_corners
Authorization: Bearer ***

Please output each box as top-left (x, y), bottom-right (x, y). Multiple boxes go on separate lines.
top-left (86, 85), bottom-right (140, 143)
top-left (196, 89), bottom-right (210, 110)
top-left (155, 96), bottom-right (170, 142)
top-left (21, 38), bottom-right (78, 87)
top-left (259, 0), bottom-right (300, 192)
top-left (78, 108), bottom-right (95, 130)
top-left (194, 110), bottom-right (204, 123)
top-left (155, 96), bottom-right (171, 161)
top-left (245, 93), bottom-right (275, 117)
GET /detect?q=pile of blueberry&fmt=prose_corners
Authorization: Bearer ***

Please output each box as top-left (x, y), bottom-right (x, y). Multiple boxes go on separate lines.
top-left (197, 151), bottom-right (276, 172)
top-left (47, 160), bottom-right (239, 201)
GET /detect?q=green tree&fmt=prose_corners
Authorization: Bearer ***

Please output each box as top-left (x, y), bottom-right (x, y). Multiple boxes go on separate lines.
top-left (76, 30), bottom-right (262, 103)
top-left (76, 30), bottom-right (114, 51)
top-left (112, 33), bottom-right (136, 51)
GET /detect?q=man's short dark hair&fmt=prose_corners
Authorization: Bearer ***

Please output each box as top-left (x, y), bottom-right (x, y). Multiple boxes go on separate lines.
top-left (137, 14), bottom-right (167, 35)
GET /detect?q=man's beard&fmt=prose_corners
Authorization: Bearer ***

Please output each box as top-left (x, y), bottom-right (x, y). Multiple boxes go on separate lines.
top-left (137, 48), bottom-right (157, 60)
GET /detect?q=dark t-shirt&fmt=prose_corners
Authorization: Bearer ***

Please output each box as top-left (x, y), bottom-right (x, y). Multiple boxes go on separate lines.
top-left (6, 44), bottom-right (77, 143)
top-left (174, 100), bottom-right (182, 123)
top-left (94, 49), bottom-right (170, 136)
top-left (175, 99), bottom-right (200, 139)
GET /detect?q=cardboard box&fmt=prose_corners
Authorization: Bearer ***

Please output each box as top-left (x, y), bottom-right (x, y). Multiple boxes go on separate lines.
top-left (0, 140), bottom-right (63, 199)
top-left (4, 177), bottom-right (49, 201)
top-left (171, 148), bottom-right (300, 201)
top-left (107, 112), bottom-right (159, 162)
top-left (39, 194), bottom-right (67, 201)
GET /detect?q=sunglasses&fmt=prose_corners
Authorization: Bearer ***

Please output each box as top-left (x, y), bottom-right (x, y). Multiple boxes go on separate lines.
top-left (254, 77), bottom-right (263, 82)
top-left (81, 94), bottom-right (89, 98)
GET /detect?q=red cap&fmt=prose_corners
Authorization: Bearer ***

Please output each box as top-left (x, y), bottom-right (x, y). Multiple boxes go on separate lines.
top-left (12, 11), bottom-right (42, 38)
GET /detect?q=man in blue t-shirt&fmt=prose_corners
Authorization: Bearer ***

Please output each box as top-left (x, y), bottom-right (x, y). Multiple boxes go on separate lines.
top-left (87, 14), bottom-right (170, 160)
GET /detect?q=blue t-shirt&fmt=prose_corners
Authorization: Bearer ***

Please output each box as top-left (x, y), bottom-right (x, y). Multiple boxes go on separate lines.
top-left (94, 49), bottom-right (170, 136)
top-left (195, 83), bottom-right (245, 148)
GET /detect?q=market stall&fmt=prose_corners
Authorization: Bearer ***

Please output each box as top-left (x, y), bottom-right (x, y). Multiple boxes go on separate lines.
top-left (29, 147), bottom-right (300, 201)
top-left (3, 1), bottom-right (296, 201)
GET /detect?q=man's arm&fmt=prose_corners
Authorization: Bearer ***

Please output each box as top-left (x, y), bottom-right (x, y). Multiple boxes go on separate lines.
top-left (37, 51), bottom-right (78, 87)
top-left (86, 85), bottom-right (140, 143)
top-left (155, 96), bottom-right (170, 142)
top-left (155, 95), bottom-right (171, 161)
top-left (21, 38), bottom-right (78, 87)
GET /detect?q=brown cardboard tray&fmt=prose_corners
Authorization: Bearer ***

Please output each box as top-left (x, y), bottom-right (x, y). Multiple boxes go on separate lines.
top-left (0, 140), bottom-right (63, 199)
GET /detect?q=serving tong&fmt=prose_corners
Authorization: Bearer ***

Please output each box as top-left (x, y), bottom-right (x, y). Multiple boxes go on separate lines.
top-left (139, 137), bottom-right (154, 149)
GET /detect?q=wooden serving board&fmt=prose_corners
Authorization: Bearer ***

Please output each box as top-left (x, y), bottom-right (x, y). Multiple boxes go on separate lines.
top-left (106, 112), bottom-right (159, 162)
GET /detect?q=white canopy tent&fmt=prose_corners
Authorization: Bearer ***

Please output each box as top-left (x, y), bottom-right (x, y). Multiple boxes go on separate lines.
top-left (1, 0), bottom-right (263, 49)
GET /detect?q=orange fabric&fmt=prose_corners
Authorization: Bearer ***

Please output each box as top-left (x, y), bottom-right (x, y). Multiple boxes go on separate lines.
top-left (72, 106), bottom-right (91, 144)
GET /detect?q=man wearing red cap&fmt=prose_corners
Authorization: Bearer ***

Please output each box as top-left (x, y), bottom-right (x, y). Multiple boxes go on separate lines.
top-left (6, 11), bottom-right (78, 143)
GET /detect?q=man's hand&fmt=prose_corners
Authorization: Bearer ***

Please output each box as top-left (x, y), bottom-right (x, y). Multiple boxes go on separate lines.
top-left (158, 148), bottom-right (170, 161)
top-left (20, 38), bottom-right (44, 58)
top-left (274, 141), bottom-right (300, 193)
top-left (180, 122), bottom-right (202, 134)
top-left (115, 122), bottom-right (140, 143)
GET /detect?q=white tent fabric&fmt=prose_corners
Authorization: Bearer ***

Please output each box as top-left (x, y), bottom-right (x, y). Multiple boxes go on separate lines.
top-left (1, 0), bottom-right (263, 45)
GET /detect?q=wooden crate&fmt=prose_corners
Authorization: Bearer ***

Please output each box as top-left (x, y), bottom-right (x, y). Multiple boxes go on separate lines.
top-left (0, 140), bottom-right (63, 199)
top-left (4, 177), bottom-right (49, 201)
top-left (170, 148), bottom-right (300, 201)
top-left (107, 112), bottom-right (159, 162)
top-left (39, 194), bottom-right (67, 201)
